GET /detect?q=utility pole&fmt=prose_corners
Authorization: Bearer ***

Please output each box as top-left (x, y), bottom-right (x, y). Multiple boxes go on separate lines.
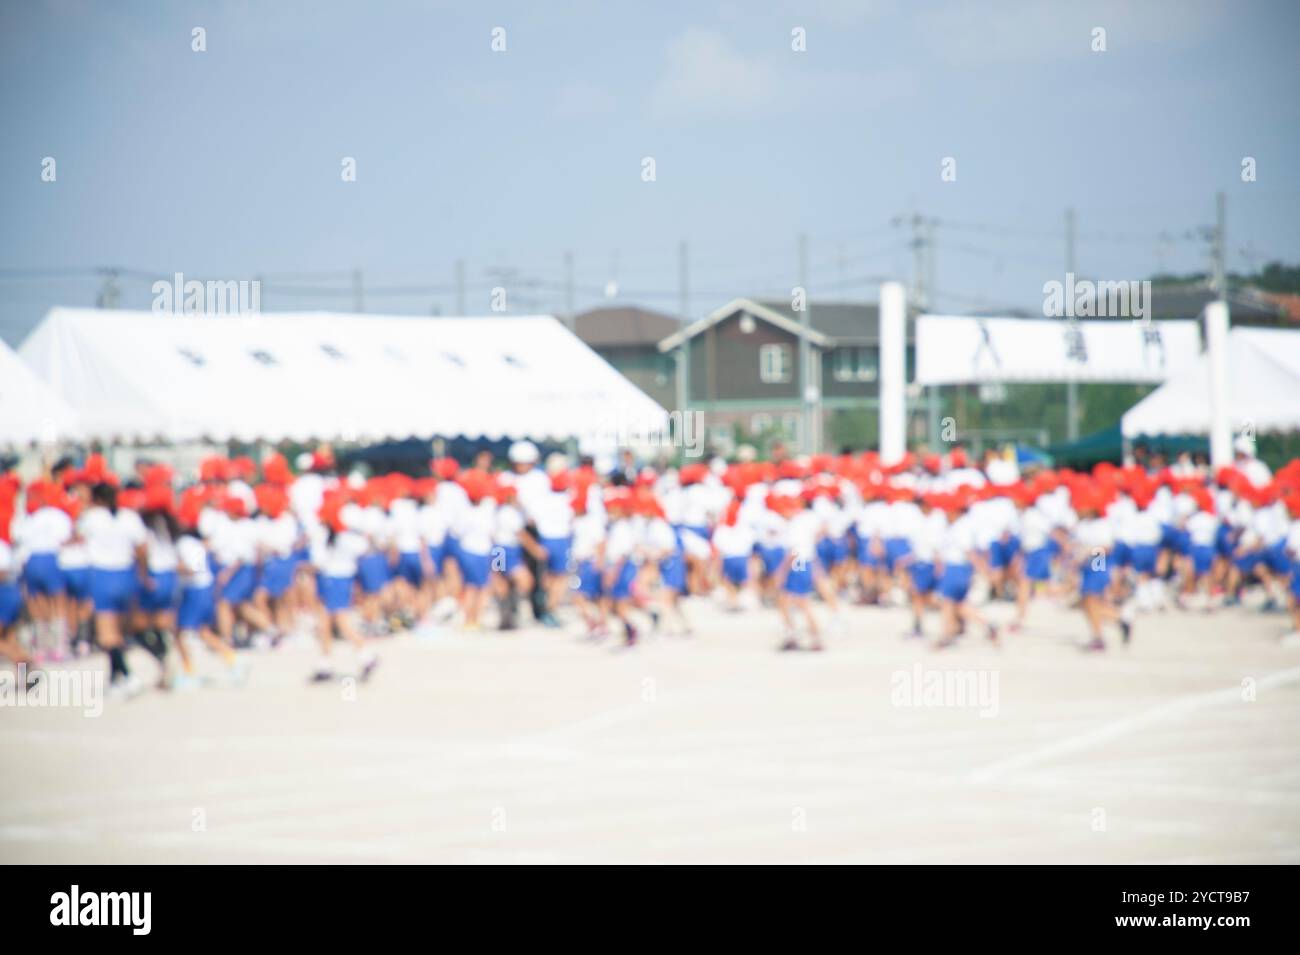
top-left (799, 233), bottom-right (816, 454)
top-left (564, 250), bottom-right (575, 328)
top-left (96, 268), bottom-right (120, 309)
top-left (1065, 207), bottom-right (1079, 442)
top-left (910, 214), bottom-right (926, 309)
top-left (1213, 191), bottom-right (1227, 303)
top-left (352, 268), bottom-right (364, 313)
top-left (455, 259), bottom-right (466, 315)
top-left (676, 241), bottom-right (690, 427)
top-left (925, 219), bottom-right (940, 450)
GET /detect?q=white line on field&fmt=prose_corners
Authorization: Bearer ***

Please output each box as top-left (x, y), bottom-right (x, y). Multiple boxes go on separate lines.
top-left (967, 665), bottom-right (1300, 783)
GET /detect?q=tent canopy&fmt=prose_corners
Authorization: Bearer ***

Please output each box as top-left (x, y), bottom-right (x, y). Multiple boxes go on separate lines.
top-left (19, 308), bottom-right (668, 448)
top-left (1121, 327), bottom-right (1300, 438)
top-left (0, 336), bottom-right (81, 447)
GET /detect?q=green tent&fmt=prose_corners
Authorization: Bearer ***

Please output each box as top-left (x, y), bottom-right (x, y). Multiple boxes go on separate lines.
top-left (1047, 424), bottom-right (1207, 468)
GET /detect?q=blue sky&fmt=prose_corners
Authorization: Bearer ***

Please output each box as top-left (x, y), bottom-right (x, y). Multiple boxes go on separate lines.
top-left (2, 0), bottom-right (1298, 344)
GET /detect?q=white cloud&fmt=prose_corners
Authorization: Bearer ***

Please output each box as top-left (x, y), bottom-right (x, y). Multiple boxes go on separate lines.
top-left (647, 29), bottom-right (776, 119)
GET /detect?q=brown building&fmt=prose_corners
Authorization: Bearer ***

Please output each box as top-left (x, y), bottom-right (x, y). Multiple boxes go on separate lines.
top-left (657, 297), bottom-right (916, 454)
top-left (573, 305), bottom-right (679, 410)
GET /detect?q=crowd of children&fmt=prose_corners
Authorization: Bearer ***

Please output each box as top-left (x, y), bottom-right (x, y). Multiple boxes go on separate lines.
top-left (2, 437), bottom-right (1299, 699)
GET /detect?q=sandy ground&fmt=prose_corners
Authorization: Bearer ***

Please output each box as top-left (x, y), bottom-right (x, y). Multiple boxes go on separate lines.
top-left (2, 594), bottom-right (1298, 864)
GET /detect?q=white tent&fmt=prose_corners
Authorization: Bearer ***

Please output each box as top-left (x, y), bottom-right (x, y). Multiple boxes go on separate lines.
top-left (915, 315), bottom-right (1201, 384)
top-left (0, 336), bottom-right (81, 447)
top-left (19, 308), bottom-right (668, 448)
top-left (1122, 327), bottom-right (1300, 437)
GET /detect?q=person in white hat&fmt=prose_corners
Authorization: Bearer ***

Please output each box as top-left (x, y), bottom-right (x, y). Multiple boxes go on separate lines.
top-left (508, 441), bottom-right (560, 626)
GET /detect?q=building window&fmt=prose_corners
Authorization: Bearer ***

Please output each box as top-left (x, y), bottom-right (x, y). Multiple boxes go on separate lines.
top-left (781, 413), bottom-right (800, 442)
top-left (750, 412), bottom-right (772, 434)
top-left (739, 314), bottom-right (756, 334)
top-left (760, 343), bottom-right (792, 383)
top-left (832, 346), bottom-right (878, 382)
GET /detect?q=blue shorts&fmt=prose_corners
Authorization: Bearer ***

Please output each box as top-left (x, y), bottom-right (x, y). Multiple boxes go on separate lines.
top-left (856, 537), bottom-right (880, 568)
top-left (426, 543), bottom-right (446, 576)
top-left (492, 544), bottom-right (522, 575)
top-left (90, 567), bottom-right (138, 615)
top-left (1264, 542), bottom-right (1291, 575)
top-left (659, 552), bottom-right (686, 593)
top-left (1290, 563), bottom-right (1300, 599)
top-left (357, 553), bottom-right (390, 594)
top-left (318, 574), bottom-right (354, 613)
top-left (459, 550), bottom-right (491, 588)
top-left (1160, 523), bottom-right (1181, 552)
top-left (1080, 564), bottom-right (1111, 596)
top-left (260, 555), bottom-right (297, 597)
top-left (177, 585), bottom-right (216, 630)
top-left (1234, 550), bottom-right (1262, 574)
top-left (23, 553), bottom-right (64, 597)
top-left (989, 535), bottom-right (1020, 570)
top-left (1131, 544), bottom-right (1158, 575)
top-left (1024, 546), bottom-right (1053, 582)
top-left (884, 537), bottom-right (911, 573)
top-left (572, 558), bottom-right (602, 598)
top-left (444, 535), bottom-right (461, 565)
top-left (539, 536), bottom-right (572, 575)
top-left (220, 563), bottom-right (257, 605)
top-left (0, 582), bottom-right (21, 626)
top-left (1190, 544), bottom-right (1215, 576)
top-left (1112, 540), bottom-right (1132, 568)
top-left (62, 566), bottom-right (91, 601)
top-left (784, 562), bottom-right (815, 596)
top-left (393, 551), bottom-right (424, 586)
top-left (909, 560), bottom-right (936, 594)
top-left (1215, 524), bottom-right (1236, 557)
top-left (139, 570), bottom-right (178, 612)
top-left (939, 563), bottom-right (973, 602)
top-left (722, 555), bottom-right (749, 585)
top-left (818, 537), bottom-right (848, 572)
top-left (758, 545), bottom-right (786, 577)
top-left (608, 560), bottom-right (638, 600)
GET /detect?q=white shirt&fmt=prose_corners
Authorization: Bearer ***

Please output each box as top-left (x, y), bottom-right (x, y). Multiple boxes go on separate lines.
top-left (177, 535), bottom-right (213, 589)
top-left (570, 512), bottom-right (606, 561)
top-left (387, 499), bottom-right (423, 554)
top-left (534, 491), bottom-right (574, 540)
top-left (493, 503), bottom-right (526, 548)
top-left (311, 529), bottom-right (369, 578)
top-left (939, 515), bottom-right (977, 566)
top-left (712, 522), bottom-right (755, 559)
top-left (15, 505), bottom-right (73, 556)
top-left (456, 499), bottom-right (497, 556)
top-left (79, 506), bottom-right (147, 571)
top-left (604, 519), bottom-right (640, 564)
top-left (909, 510), bottom-right (947, 562)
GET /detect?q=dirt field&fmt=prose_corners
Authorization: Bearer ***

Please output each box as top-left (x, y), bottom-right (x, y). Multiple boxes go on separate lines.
top-left (2, 597), bottom-right (1298, 864)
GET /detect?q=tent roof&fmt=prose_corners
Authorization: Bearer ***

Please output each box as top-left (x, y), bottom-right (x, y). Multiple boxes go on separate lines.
top-left (1121, 327), bottom-right (1300, 437)
top-left (0, 336), bottom-right (81, 447)
top-left (19, 308), bottom-right (668, 446)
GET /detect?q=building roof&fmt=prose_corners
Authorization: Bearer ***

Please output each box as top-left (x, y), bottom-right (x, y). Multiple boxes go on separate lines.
top-left (1147, 284), bottom-right (1285, 323)
top-left (573, 306), bottom-right (681, 348)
